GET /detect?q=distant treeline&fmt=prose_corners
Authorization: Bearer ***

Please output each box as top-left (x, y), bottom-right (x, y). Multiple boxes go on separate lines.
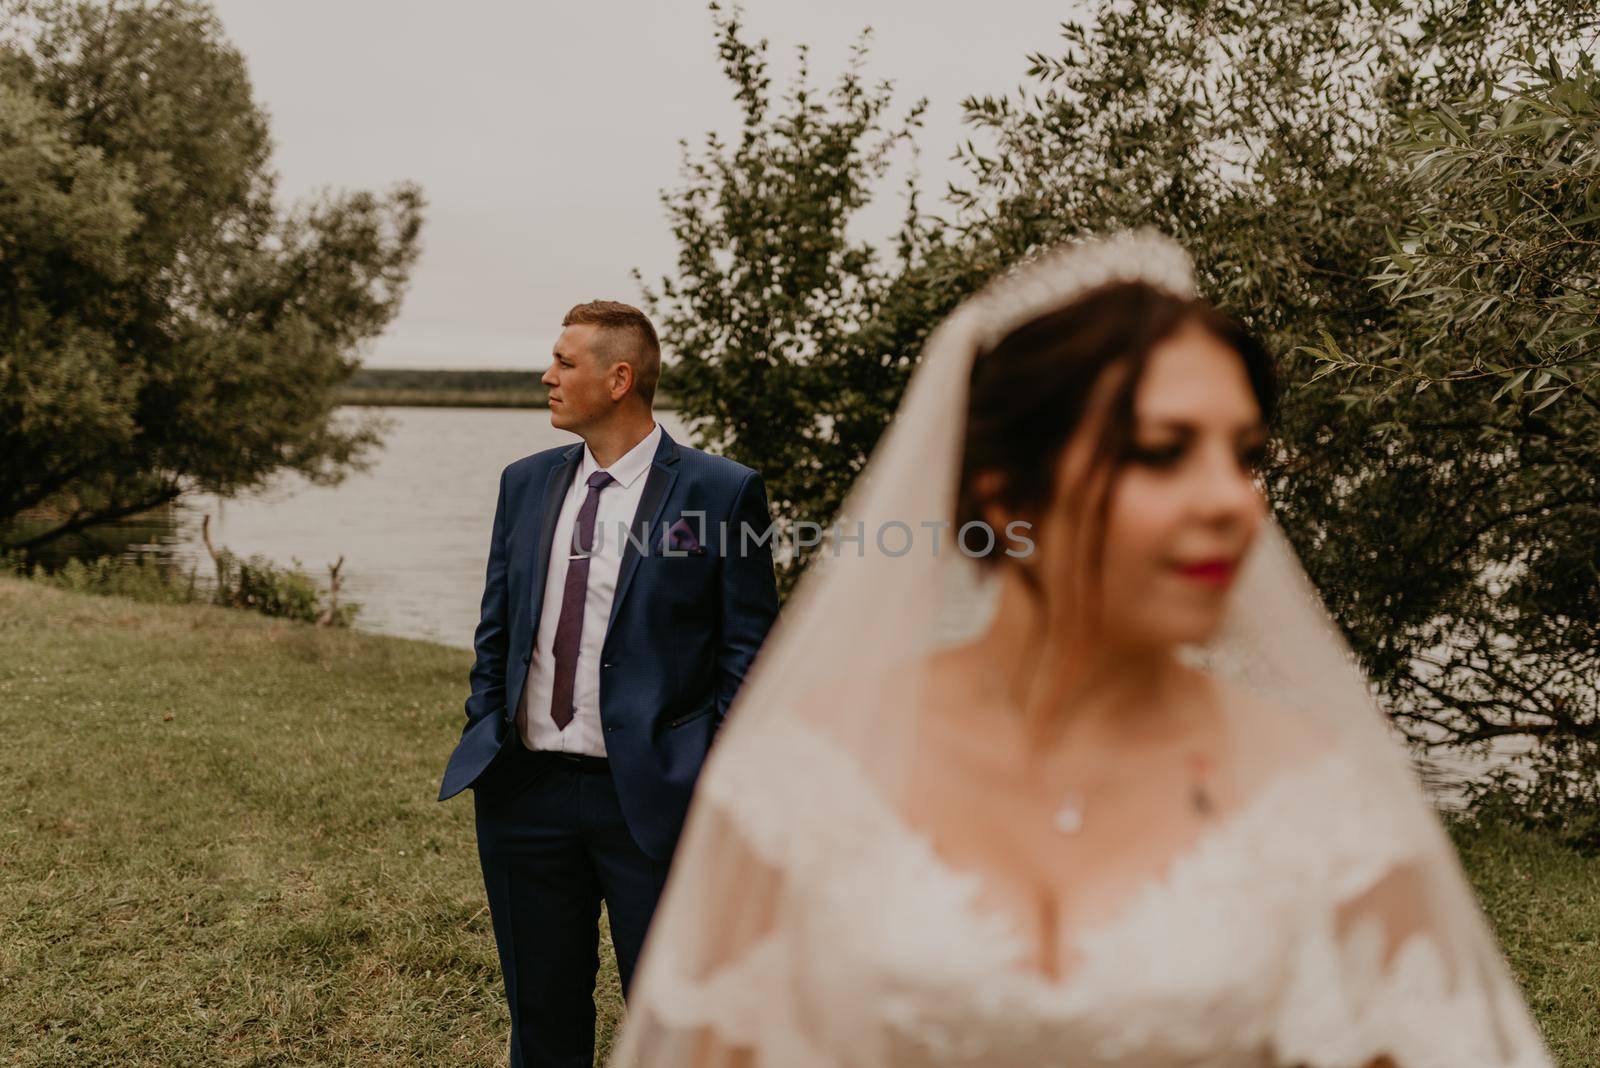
top-left (345, 368), bottom-right (542, 393)
top-left (339, 368), bottom-right (676, 409)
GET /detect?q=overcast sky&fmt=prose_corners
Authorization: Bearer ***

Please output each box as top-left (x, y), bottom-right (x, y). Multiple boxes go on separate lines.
top-left (207, 1), bottom-right (1075, 370)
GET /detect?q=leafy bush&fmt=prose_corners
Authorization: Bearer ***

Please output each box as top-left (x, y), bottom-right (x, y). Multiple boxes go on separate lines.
top-left (211, 549), bottom-right (356, 627)
top-left (1463, 739), bottom-right (1600, 854)
top-left (28, 554), bottom-right (198, 606)
top-left (5, 549), bottom-right (356, 627)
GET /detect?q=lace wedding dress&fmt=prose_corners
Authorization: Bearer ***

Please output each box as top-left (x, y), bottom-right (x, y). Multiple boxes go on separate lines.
top-left (627, 710), bottom-right (1545, 1068)
top-left (608, 231), bottom-right (1553, 1068)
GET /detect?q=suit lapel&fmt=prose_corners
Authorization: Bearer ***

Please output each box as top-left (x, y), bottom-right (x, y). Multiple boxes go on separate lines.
top-left (607, 428), bottom-right (681, 632)
top-left (525, 443), bottom-right (583, 641)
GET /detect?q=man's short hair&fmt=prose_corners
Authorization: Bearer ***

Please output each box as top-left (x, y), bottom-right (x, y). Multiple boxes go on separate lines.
top-left (562, 300), bottom-right (661, 407)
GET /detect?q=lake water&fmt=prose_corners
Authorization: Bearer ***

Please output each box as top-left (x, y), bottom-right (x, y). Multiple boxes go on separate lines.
top-left (144, 406), bottom-right (695, 649)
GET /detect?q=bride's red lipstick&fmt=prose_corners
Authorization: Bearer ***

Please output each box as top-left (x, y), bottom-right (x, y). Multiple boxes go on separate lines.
top-left (1175, 558), bottom-right (1236, 586)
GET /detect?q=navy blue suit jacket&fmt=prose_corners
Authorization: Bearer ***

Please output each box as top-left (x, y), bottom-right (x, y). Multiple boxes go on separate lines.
top-left (438, 424), bottom-right (781, 860)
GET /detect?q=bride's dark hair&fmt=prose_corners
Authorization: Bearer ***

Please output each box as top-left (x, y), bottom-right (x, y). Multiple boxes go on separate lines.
top-left (955, 281), bottom-right (1276, 586)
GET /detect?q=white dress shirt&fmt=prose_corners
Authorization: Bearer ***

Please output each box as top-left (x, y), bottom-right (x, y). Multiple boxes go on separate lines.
top-left (519, 421), bottom-right (662, 756)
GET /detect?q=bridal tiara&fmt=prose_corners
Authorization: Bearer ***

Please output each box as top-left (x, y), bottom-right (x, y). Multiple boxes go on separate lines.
top-left (967, 228), bottom-right (1200, 352)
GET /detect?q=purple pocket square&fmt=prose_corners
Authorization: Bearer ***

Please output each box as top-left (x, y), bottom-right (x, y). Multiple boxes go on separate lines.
top-left (664, 518), bottom-right (706, 554)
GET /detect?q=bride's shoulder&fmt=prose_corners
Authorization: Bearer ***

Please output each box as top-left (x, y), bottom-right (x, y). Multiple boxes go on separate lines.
top-left (722, 666), bottom-right (910, 766)
top-left (707, 671), bottom-right (913, 858)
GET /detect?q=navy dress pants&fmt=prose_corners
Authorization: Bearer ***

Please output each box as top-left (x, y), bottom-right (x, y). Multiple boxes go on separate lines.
top-left (473, 734), bottom-right (669, 1068)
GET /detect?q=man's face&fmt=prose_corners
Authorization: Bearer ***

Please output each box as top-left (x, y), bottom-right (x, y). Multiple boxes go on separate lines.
top-left (541, 324), bottom-right (615, 433)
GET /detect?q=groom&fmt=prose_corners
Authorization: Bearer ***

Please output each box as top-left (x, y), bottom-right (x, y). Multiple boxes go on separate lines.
top-left (438, 300), bottom-right (781, 1068)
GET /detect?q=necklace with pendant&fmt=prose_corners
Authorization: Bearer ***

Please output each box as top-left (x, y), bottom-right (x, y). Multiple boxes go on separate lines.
top-left (1053, 791), bottom-right (1087, 834)
top-left (1050, 749), bottom-right (1217, 836)
top-left (984, 657), bottom-right (1217, 836)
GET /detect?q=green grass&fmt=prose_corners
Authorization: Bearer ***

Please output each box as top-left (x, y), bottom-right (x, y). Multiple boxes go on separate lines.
top-left (0, 577), bottom-right (1594, 1065)
top-left (1452, 819), bottom-right (1600, 1063)
top-left (0, 578), bottom-right (622, 1065)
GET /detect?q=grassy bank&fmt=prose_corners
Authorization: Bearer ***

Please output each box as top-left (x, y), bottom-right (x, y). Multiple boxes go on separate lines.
top-left (0, 579), bottom-right (1594, 1064)
top-left (1452, 821), bottom-right (1600, 1059)
top-left (0, 578), bottom-right (622, 1065)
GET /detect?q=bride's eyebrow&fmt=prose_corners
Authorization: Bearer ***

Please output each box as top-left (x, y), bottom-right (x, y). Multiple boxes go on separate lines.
top-left (1138, 417), bottom-right (1269, 438)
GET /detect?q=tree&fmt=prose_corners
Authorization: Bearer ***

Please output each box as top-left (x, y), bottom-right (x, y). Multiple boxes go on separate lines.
top-left (637, 3), bottom-right (931, 591)
top-left (951, 0), bottom-right (1597, 767)
top-left (1321, 44), bottom-right (1600, 415)
top-left (655, 0), bottom-right (1598, 781)
top-left (958, 0), bottom-right (1600, 768)
top-left (1306, 35), bottom-right (1600, 835)
top-left (0, 0), bottom-right (424, 552)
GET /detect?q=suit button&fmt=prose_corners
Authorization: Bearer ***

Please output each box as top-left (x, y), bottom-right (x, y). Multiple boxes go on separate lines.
top-left (602, 661), bottom-right (613, 669)
top-left (605, 724), bottom-right (619, 733)
top-left (521, 653), bottom-right (531, 665)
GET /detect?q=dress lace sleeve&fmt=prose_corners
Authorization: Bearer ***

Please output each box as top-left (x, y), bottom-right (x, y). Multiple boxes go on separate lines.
top-left (1262, 761), bottom-right (1552, 1068)
top-left (607, 718), bottom-right (891, 1068)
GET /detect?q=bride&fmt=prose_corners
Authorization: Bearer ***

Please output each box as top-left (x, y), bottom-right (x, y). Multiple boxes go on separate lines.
top-left (608, 231), bottom-right (1552, 1067)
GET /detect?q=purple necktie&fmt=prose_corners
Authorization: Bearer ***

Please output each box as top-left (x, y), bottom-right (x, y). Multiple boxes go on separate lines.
top-left (550, 469), bottom-right (615, 730)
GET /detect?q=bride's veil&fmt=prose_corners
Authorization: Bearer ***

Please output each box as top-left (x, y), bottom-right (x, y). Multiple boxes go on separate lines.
top-left (610, 230), bottom-right (1550, 1066)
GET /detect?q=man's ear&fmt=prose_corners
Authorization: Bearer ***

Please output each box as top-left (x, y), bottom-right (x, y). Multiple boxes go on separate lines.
top-left (609, 358), bottom-right (635, 402)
